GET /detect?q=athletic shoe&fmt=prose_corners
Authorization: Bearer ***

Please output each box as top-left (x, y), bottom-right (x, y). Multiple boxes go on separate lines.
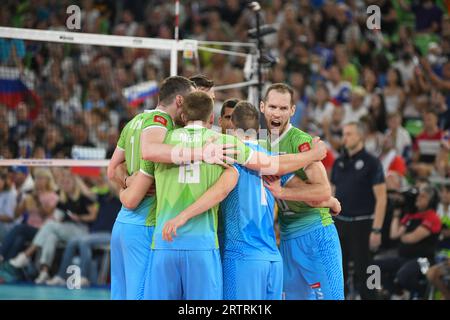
top-left (9, 252), bottom-right (29, 268)
top-left (46, 276), bottom-right (66, 286)
top-left (34, 271), bottom-right (50, 284)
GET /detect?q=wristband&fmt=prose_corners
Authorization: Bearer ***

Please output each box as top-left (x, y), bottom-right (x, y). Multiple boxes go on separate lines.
top-left (371, 227), bottom-right (382, 234)
top-left (393, 212), bottom-right (402, 218)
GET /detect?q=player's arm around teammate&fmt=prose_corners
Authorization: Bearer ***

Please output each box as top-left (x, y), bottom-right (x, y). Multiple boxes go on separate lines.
top-left (119, 172), bottom-right (154, 210)
top-left (264, 161), bottom-right (341, 214)
top-left (141, 122), bottom-right (238, 166)
top-left (162, 166), bottom-right (239, 241)
top-left (107, 147), bottom-right (126, 184)
top-left (107, 121), bottom-right (130, 186)
top-left (244, 137), bottom-right (327, 175)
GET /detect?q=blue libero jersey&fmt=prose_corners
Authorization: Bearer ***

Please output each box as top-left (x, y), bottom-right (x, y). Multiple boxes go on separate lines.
top-left (220, 141), bottom-right (281, 262)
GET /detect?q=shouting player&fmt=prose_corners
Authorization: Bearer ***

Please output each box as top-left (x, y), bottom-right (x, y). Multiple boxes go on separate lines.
top-left (260, 83), bottom-right (344, 300)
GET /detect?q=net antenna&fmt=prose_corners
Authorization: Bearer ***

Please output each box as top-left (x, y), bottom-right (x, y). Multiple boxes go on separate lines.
top-left (171, 0), bottom-right (181, 75)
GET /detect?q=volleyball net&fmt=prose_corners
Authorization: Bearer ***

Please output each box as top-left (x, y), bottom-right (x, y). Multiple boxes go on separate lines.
top-left (0, 26), bottom-right (258, 173)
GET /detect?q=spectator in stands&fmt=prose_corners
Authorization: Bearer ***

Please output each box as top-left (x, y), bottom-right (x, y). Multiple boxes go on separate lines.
top-left (403, 65), bottom-right (432, 121)
top-left (52, 86), bottom-right (82, 128)
top-left (306, 84), bottom-right (334, 137)
top-left (426, 184), bottom-right (450, 300)
top-left (83, 83), bottom-right (106, 112)
top-left (434, 131), bottom-right (450, 179)
top-left (325, 64), bottom-right (352, 105)
top-left (393, 51), bottom-right (416, 86)
top-left (411, 110), bottom-right (444, 177)
top-left (361, 67), bottom-right (379, 106)
top-left (86, 108), bottom-right (110, 149)
top-left (9, 166), bottom-right (34, 201)
top-left (399, 0), bottom-right (443, 34)
top-left (9, 170), bottom-right (98, 284)
top-left (0, 169), bottom-right (57, 262)
top-left (361, 116), bottom-right (385, 158)
top-left (379, 135), bottom-right (408, 178)
top-left (377, 0), bottom-right (398, 36)
top-left (342, 87), bottom-right (368, 125)
top-left (377, 186), bottom-right (442, 299)
top-left (383, 68), bottom-right (406, 115)
top-left (71, 122), bottom-right (96, 148)
top-left (291, 71), bottom-right (312, 130)
top-left (0, 120), bottom-right (17, 159)
top-left (421, 59), bottom-right (450, 130)
top-left (9, 102), bottom-right (32, 144)
top-left (436, 184), bottom-right (450, 252)
top-left (32, 146), bottom-right (46, 159)
top-left (323, 105), bottom-right (345, 153)
top-left (220, 0), bottom-right (242, 27)
top-left (113, 9), bottom-right (138, 37)
top-left (426, 258), bottom-right (450, 300)
top-left (285, 42), bottom-right (310, 77)
top-left (0, 170), bottom-right (17, 243)
top-left (335, 44), bottom-right (359, 86)
top-left (430, 89), bottom-right (449, 131)
top-left (42, 125), bottom-right (66, 158)
top-left (47, 171), bottom-right (120, 287)
top-left (368, 93), bottom-right (387, 133)
top-left (0, 37), bottom-right (25, 67)
top-left (386, 112), bottom-right (413, 163)
top-left (106, 128), bottom-right (119, 159)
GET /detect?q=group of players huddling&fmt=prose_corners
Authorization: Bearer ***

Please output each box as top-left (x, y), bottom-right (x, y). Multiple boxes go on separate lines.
top-left (107, 75), bottom-right (344, 300)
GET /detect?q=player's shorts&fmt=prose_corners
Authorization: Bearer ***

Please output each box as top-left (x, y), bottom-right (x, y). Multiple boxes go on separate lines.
top-left (110, 221), bottom-right (154, 300)
top-left (223, 258), bottom-right (283, 300)
top-left (280, 223), bottom-right (344, 300)
top-left (145, 249), bottom-right (222, 300)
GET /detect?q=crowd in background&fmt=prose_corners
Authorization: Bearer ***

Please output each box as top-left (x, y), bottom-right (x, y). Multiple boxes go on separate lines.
top-left (0, 0), bottom-right (449, 298)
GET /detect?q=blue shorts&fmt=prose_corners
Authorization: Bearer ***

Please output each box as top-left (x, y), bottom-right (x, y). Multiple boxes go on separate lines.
top-left (223, 258), bottom-right (283, 300)
top-left (145, 249), bottom-right (222, 300)
top-left (110, 221), bottom-right (154, 300)
top-left (280, 224), bottom-right (344, 300)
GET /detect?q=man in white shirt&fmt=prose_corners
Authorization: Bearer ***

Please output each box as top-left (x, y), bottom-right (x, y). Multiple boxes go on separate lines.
top-left (342, 87), bottom-right (368, 125)
top-left (385, 112), bottom-right (413, 162)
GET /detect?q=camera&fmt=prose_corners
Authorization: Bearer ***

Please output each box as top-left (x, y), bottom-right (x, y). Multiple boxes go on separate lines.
top-left (388, 187), bottom-right (419, 214)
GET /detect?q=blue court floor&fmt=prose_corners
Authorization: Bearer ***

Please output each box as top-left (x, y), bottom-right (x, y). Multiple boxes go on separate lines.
top-left (0, 283), bottom-right (110, 300)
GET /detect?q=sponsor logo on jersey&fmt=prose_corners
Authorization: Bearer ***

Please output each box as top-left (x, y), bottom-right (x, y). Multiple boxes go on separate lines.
top-left (154, 115), bottom-right (167, 126)
top-left (310, 282), bottom-right (324, 300)
top-left (298, 142), bottom-right (310, 153)
top-left (310, 282), bottom-right (321, 289)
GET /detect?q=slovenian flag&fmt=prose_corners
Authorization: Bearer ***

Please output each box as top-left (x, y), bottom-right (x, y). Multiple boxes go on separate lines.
top-left (122, 80), bottom-right (159, 107)
top-left (0, 66), bottom-right (41, 119)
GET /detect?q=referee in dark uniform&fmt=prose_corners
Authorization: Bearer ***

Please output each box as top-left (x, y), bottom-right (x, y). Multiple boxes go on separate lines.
top-left (331, 122), bottom-right (387, 300)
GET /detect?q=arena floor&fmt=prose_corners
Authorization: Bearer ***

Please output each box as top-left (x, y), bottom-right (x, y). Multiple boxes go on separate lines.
top-left (0, 284), bottom-right (110, 300)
